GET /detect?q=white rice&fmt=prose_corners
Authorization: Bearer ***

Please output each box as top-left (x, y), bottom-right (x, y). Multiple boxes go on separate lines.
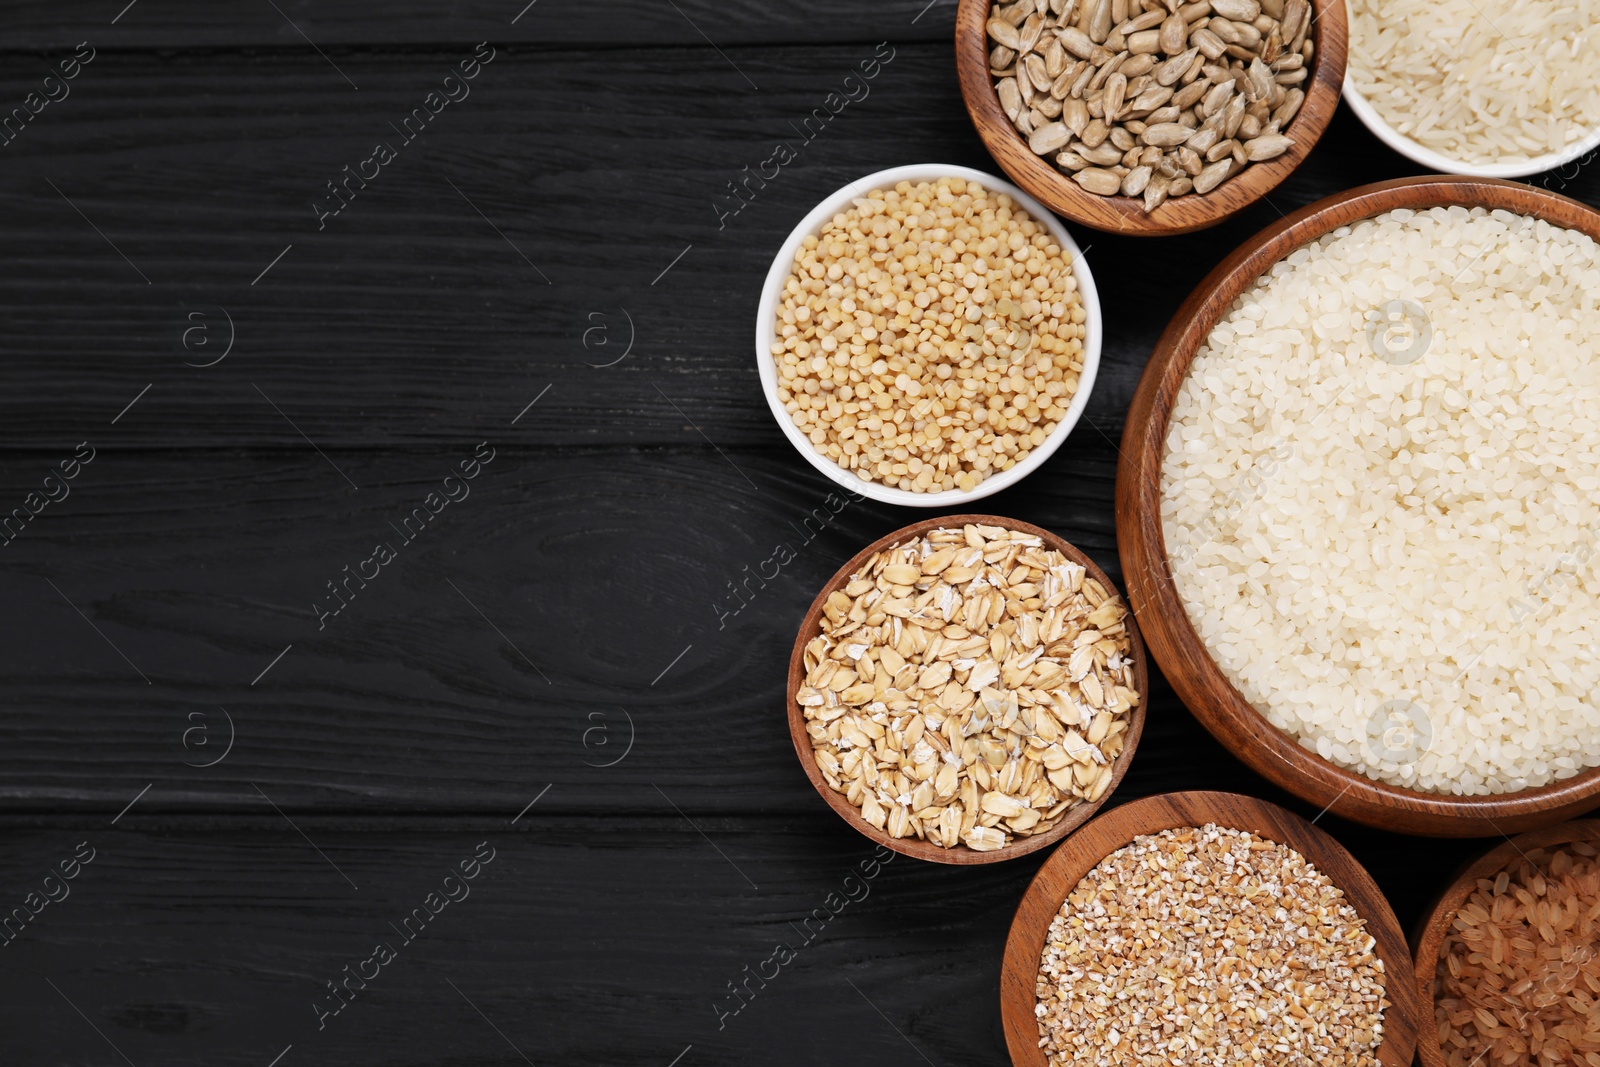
top-left (1349, 0), bottom-right (1600, 167)
top-left (1159, 206), bottom-right (1600, 795)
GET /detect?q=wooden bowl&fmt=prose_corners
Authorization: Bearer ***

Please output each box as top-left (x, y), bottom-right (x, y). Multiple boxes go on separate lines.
top-left (1000, 790), bottom-right (1421, 1067)
top-left (1116, 175), bottom-right (1600, 837)
top-left (786, 514), bottom-right (1148, 864)
top-left (954, 0), bottom-right (1348, 236)
top-left (1411, 819), bottom-right (1600, 1067)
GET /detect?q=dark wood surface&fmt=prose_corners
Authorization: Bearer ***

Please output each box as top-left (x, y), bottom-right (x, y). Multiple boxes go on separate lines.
top-left (1000, 791), bottom-right (1420, 1067)
top-left (1116, 176), bottom-right (1600, 837)
top-left (5, 3), bottom-right (1600, 1063)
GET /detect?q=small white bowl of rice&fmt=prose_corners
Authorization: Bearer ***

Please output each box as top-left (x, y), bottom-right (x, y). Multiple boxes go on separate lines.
top-left (1344, 0), bottom-right (1600, 178)
top-left (1119, 176), bottom-right (1600, 836)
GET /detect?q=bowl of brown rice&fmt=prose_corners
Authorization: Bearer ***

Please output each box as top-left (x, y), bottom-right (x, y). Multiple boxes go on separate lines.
top-left (1412, 819), bottom-right (1600, 1067)
top-left (758, 165), bottom-right (1101, 506)
top-left (1118, 175), bottom-right (1600, 837)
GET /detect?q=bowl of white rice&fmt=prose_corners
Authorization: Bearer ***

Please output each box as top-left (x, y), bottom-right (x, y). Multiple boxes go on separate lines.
top-left (1344, 0), bottom-right (1600, 178)
top-left (1118, 176), bottom-right (1600, 836)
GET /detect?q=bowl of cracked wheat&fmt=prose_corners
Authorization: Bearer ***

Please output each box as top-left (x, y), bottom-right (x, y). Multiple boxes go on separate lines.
top-left (1001, 790), bottom-right (1422, 1067)
top-left (787, 515), bottom-right (1146, 864)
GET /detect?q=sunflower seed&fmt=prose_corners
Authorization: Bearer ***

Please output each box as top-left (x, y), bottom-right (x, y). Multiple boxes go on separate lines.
top-left (1244, 132), bottom-right (1293, 160)
top-left (1045, 36), bottom-right (1067, 76)
top-left (1079, 140), bottom-right (1127, 165)
top-left (1272, 86), bottom-right (1304, 125)
top-left (1192, 25), bottom-right (1228, 59)
top-left (1192, 156), bottom-right (1234, 193)
top-left (1026, 53), bottom-right (1053, 91)
top-left (1158, 12), bottom-right (1188, 53)
top-left (1141, 121), bottom-right (1193, 145)
top-left (1155, 46), bottom-right (1199, 86)
top-left (1073, 167), bottom-right (1124, 194)
top-left (1088, 0), bottom-right (1113, 41)
top-left (1143, 173), bottom-right (1171, 210)
top-left (1030, 121), bottom-right (1074, 154)
top-left (1127, 29), bottom-right (1161, 53)
top-left (1210, 0), bottom-right (1260, 18)
top-left (1059, 25), bottom-right (1097, 58)
top-left (988, 18), bottom-right (1023, 49)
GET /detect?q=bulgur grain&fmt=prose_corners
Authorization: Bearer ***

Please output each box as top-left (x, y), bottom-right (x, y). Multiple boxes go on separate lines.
top-left (1036, 824), bottom-right (1389, 1067)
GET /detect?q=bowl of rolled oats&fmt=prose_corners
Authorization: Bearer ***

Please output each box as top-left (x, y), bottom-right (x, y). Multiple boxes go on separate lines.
top-left (1001, 791), bottom-right (1422, 1067)
top-left (758, 165), bottom-right (1101, 505)
top-left (954, 0), bottom-right (1348, 235)
top-left (788, 515), bottom-right (1146, 864)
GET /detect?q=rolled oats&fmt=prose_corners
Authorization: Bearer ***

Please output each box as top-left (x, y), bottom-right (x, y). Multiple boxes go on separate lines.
top-left (798, 524), bottom-right (1140, 850)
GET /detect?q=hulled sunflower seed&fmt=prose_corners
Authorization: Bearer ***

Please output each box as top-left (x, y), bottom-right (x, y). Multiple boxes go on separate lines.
top-left (1244, 131), bottom-right (1293, 159)
top-left (1141, 121), bottom-right (1193, 146)
top-left (1192, 156), bottom-right (1234, 193)
top-left (1210, 0), bottom-right (1261, 19)
top-left (1030, 121), bottom-right (1074, 154)
top-left (1074, 166), bottom-right (1124, 194)
top-left (988, 18), bottom-right (1023, 49)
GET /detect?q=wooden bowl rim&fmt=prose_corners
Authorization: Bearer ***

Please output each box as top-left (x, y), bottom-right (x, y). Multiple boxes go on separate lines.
top-left (999, 790), bottom-right (1421, 1067)
top-left (785, 514), bottom-right (1149, 864)
top-left (1116, 175), bottom-right (1600, 836)
top-left (953, 0), bottom-right (1349, 236)
top-left (1410, 818), bottom-right (1600, 1067)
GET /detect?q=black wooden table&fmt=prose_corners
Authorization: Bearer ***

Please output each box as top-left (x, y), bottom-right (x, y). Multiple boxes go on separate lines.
top-left (5, 3), bottom-right (1595, 1064)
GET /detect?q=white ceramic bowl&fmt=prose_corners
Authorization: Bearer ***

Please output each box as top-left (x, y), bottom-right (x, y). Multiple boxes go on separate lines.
top-left (755, 163), bottom-right (1102, 508)
top-left (1343, 80), bottom-right (1600, 180)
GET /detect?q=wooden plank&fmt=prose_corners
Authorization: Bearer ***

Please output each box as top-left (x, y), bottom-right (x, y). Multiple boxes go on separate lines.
top-left (0, 443), bottom-right (1252, 813)
top-left (0, 817), bottom-right (1480, 1065)
top-left (4, 52), bottom-right (1576, 450)
top-left (8, 0), bottom-right (956, 51)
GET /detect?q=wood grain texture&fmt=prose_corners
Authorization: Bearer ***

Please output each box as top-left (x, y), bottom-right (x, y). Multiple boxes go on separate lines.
top-left (5, 5), bottom-right (1600, 1065)
top-left (0, 42), bottom-right (1038, 451)
top-left (1409, 818), bottom-right (1600, 1067)
top-left (3, 57), bottom-right (1575, 453)
top-left (785, 515), bottom-right (1148, 864)
top-left (0, 807), bottom-right (1492, 1065)
top-left (1000, 791), bottom-right (1421, 1067)
top-left (953, 0), bottom-right (1348, 235)
top-left (0, 817), bottom-right (1025, 1066)
top-left (5, 0), bottom-right (956, 50)
top-left (1115, 176), bottom-right (1600, 837)
top-left (0, 445), bottom-right (1169, 812)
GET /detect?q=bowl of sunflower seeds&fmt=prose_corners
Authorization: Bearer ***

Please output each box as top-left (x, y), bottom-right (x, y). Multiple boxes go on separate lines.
top-left (954, 0), bottom-right (1348, 235)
